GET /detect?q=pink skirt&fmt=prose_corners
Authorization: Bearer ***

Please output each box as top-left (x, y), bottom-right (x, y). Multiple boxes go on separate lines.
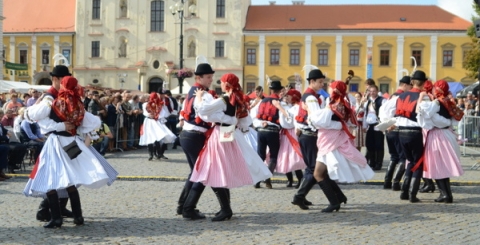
top-left (266, 128), bottom-right (306, 173)
top-left (423, 128), bottom-right (464, 179)
top-left (190, 126), bottom-right (254, 188)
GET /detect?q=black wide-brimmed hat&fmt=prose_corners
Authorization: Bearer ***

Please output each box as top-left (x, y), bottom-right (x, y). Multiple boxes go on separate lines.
top-left (306, 69), bottom-right (325, 81)
top-left (50, 65), bottom-right (71, 77)
top-left (411, 70), bottom-right (427, 81)
top-left (269, 81), bottom-right (284, 90)
top-left (157, 87), bottom-right (166, 94)
top-left (194, 63), bottom-right (215, 75)
top-left (399, 76), bottom-right (411, 85)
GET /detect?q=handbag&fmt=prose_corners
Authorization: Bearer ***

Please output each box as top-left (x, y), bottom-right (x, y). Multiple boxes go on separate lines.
top-left (63, 139), bottom-right (83, 160)
top-left (219, 124), bottom-right (235, 143)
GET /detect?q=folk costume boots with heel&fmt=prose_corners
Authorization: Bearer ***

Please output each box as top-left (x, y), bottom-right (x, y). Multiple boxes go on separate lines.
top-left (291, 175), bottom-right (316, 210)
top-left (384, 161), bottom-right (398, 189)
top-left (435, 178), bottom-right (453, 203)
top-left (147, 144), bottom-right (154, 161)
top-left (319, 180), bottom-right (341, 213)
top-left (59, 198), bottom-right (74, 218)
top-left (44, 192), bottom-right (63, 229)
top-left (392, 161), bottom-right (405, 191)
top-left (419, 178), bottom-right (435, 193)
top-left (286, 172), bottom-right (294, 187)
top-left (211, 188), bottom-right (232, 222)
top-left (409, 177), bottom-right (421, 203)
top-left (328, 178), bottom-right (347, 205)
top-left (374, 150), bottom-right (384, 171)
top-left (68, 188), bottom-right (84, 225)
top-left (182, 189), bottom-right (206, 220)
top-left (36, 198), bottom-right (51, 222)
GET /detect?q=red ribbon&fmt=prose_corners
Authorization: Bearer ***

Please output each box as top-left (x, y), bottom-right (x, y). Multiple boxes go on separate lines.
top-left (195, 127), bottom-right (215, 171)
top-left (282, 129), bottom-right (303, 158)
top-left (411, 130), bottom-right (430, 173)
top-left (29, 157), bottom-right (40, 179)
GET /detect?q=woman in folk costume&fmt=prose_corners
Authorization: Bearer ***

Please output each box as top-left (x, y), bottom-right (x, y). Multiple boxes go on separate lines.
top-left (154, 90), bottom-right (177, 160)
top-left (307, 81), bottom-right (374, 212)
top-left (23, 76), bottom-right (118, 228)
top-left (273, 89), bottom-right (306, 188)
top-left (416, 80), bottom-right (464, 203)
top-left (139, 92), bottom-right (169, 160)
top-left (190, 73), bottom-right (271, 221)
top-left (240, 95), bottom-right (259, 151)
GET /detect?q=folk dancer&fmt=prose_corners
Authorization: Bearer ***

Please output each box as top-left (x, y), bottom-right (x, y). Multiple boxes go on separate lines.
top-left (139, 92), bottom-right (167, 160)
top-left (190, 73), bottom-right (271, 221)
top-left (363, 85), bottom-right (386, 170)
top-left (416, 80), bottom-right (464, 203)
top-left (418, 80), bottom-right (436, 193)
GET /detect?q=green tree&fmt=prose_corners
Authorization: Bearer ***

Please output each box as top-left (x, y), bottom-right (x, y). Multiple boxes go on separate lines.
top-left (463, 2), bottom-right (480, 79)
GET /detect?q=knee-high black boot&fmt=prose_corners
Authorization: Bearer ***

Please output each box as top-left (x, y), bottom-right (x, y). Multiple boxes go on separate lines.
top-left (326, 177), bottom-right (347, 205)
top-left (158, 143), bottom-right (169, 159)
top-left (285, 172), bottom-right (294, 187)
top-left (291, 175), bottom-right (316, 210)
top-left (36, 198), bottom-right (51, 222)
top-left (59, 198), bottom-right (74, 218)
top-left (400, 175), bottom-right (410, 200)
top-left (444, 178), bottom-right (453, 203)
top-left (392, 161), bottom-right (405, 191)
top-left (176, 181), bottom-right (192, 215)
top-left (147, 144), bottom-right (154, 161)
top-left (374, 150), bottom-right (384, 170)
top-left (44, 192), bottom-right (63, 228)
top-left (409, 177), bottom-right (421, 203)
top-left (435, 178), bottom-right (453, 203)
top-left (384, 161), bottom-right (398, 189)
top-left (67, 187), bottom-right (84, 225)
top-left (154, 141), bottom-right (161, 159)
top-left (419, 178), bottom-right (435, 193)
top-left (182, 187), bottom-right (206, 220)
top-left (265, 160), bottom-right (277, 189)
top-left (294, 170), bottom-right (303, 189)
top-left (367, 150), bottom-right (376, 169)
top-left (212, 188), bottom-right (232, 222)
top-left (318, 180), bottom-right (341, 213)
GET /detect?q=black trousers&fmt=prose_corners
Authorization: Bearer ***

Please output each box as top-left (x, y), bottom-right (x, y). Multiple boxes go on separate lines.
top-left (257, 130), bottom-right (281, 163)
top-left (386, 129), bottom-right (405, 163)
top-left (179, 130), bottom-right (207, 192)
top-left (365, 125), bottom-right (385, 152)
top-left (399, 129), bottom-right (424, 179)
top-left (298, 133), bottom-right (318, 176)
top-left (4, 142), bottom-right (27, 170)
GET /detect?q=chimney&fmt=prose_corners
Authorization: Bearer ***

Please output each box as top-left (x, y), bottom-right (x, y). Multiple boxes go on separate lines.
top-left (269, 1), bottom-right (276, 5)
top-left (292, 0), bottom-right (304, 5)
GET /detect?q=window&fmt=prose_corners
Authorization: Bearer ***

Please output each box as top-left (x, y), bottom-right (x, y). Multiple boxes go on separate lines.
top-left (62, 49), bottom-right (71, 64)
top-left (92, 0), bottom-right (101, 19)
top-left (380, 50), bottom-right (390, 66)
top-left (412, 50), bottom-right (422, 66)
top-left (42, 50), bottom-right (50, 64)
top-left (216, 0), bottom-right (225, 18)
top-left (379, 84), bottom-right (389, 94)
top-left (246, 82), bottom-right (256, 93)
top-left (349, 83), bottom-right (359, 92)
top-left (290, 49), bottom-right (300, 65)
top-left (215, 40), bottom-right (224, 57)
top-left (19, 50), bottom-right (28, 64)
top-left (318, 49), bottom-right (328, 66)
top-left (443, 50), bottom-right (453, 67)
top-left (270, 49), bottom-right (280, 65)
top-left (349, 49), bottom-right (359, 66)
top-left (151, 0), bottom-right (165, 32)
top-left (91, 41), bottom-right (100, 57)
top-left (246, 48), bottom-right (256, 65)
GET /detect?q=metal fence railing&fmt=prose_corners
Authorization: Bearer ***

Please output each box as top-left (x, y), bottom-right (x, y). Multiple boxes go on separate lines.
top-left (460, 115), bottom-right (480, 170)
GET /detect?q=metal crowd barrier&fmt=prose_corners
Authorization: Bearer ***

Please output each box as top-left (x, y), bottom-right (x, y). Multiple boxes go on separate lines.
top-left (460, 115), bottom-right (480, 170)
top-left (112, 113), bottom-right (142, 152)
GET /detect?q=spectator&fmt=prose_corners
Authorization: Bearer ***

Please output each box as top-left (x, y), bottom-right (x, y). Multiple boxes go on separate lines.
top-left (129, 95), bottom-right (142, 147)
top-left (4, 94), bottom-right (23, 116)
top-left (84, 90), bottom-right (93, 110)
top-left (164, 90), bottom-right (179, 148)
top-left (22, 93), bottom-right (31, 106)
top-left (0, 117), bottom-right (27, 174)
top-left (92, 122), bottom-right (113, 156)
top-left (6, 89), bottom-right (24, 105)
top-left (106, 95), bottom-right (124, 151)
top-left (88, 91), bottom-right (105, 117)
top-left (1, 109), bottom-right (15, 127)
top-left (121, 92), bottom-right (135, 150)
top-left (20, 118), bottom-right (45, 161)
top-left (26, 89), bottom-right (41, 107)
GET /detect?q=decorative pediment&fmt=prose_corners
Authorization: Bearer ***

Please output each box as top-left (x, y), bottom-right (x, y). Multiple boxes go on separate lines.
top-left (350, 75), bottom-right (362, 82)
top-left (244, 74), bottom-right (259, 80)
top-left (410, 42), bottom-right (425, 49)
top-left (441, 42), bottom-right (456, 49)
top-left (441, 76), bottom-right (455, 82)
top-left (461, 43), bottom-right (473, 49)
top-left (17, 42), bottom-right (28, 48)
top-left (377, 76), bottom-right (392, 82)
top-left (40, 42), bottom-right (51, 48)
top-left (348, 42), bottom-right (362, 48)
top-left (316, 42), bottom-right (331, 48)
top-left (377, 42), bottom-right (393, 48)
top-left (268, 42), bottom-right (283, 48)
top-left (115, 28), bottom-right (130, 33)
top-left (269, 75), bottom-right (282, 81)
top-left (288, 41), bottom-right (303, 48)
top-left (244, 41), bottom-right (259, 47)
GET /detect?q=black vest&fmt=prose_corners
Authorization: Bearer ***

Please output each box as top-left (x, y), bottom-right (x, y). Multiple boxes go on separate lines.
top-left (438, 102), bottom-right (452, 119)
top-left (183, 85), bottom-right (211, 129)
top-left (217, 96), bottom-right (236, 126)
top-left (395, 91), bottom-right (420, 122)
top-left (366, 96), bottom-right (383, 116)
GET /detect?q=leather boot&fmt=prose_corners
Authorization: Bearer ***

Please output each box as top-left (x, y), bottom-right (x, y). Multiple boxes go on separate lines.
top-left (291, 175), bottom-right (316, 210)
top-left (182, 188), bottom-right (206, 220)
top-left (211, 188), bottom-right (233, 222)
top-left (374, 150), bottom-right (384, 170)
top-left (36, 198), bottom-right (51, 222)
top-left (294, 170), bottom-right (303, 189)
top-left (318, 180), bottom-right (341, 213)
top-left (176, 182), bottom-right (191, 215)
top-left (59, 198), bottom-right (74, 218)
top-left (434, 179), bottom-right (447, 202)
top-left (159, 143), bottom-right (169, 159)
top-left (400, 175), bottom-right (410, 200)
top-left (215, 189), bottom-right (230, 216)
top-left (409, 177), bottom-right (421, 203)
top-left (384, 161), bottom-right (398, 189)
top-left (367, 150), bottom-right (376, 169)
top-left (285, 172), bottom-right (294, 187)
top-left (154, 141), bottom-right (161, 159)
top-left (392, 161), bottom-right (405, 191)
top-left (444, 178), bottom-right (453, 203)
top-left (419, 178), bottom-right (435, 193)
top-left (44, 192), bottom-right (63, 228)
top-left (327, 178), bottom-right (347, 205)
top-left (265, 178), bottom-right (273, 189)
top-left (68, 188), bottom-right (84, 225)
top-left (147, 144), bottom-right (154, 161)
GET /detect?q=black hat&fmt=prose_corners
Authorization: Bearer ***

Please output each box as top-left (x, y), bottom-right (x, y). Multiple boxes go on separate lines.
top-left (157, 87), bottom-right (166, 94)
top-left (269, 81), bottom-right (284, 90)
top-left (411, 70), bottom-right (427, 81)
top-left (50, 65), bottom-right (71, 77)
top-left (306, 69), bottom-right (325, 81)
top-left (92, 90), bottom-right (100, 95)
top-left (399, 76), bottom-right (411, 85)
top-left (164, 90), bottom-right (172, 96)
top-left (194, 63), bottom-right (215, 75)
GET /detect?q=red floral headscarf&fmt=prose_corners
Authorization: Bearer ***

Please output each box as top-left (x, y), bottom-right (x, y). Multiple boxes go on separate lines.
top-left (146, 92), bottom-right (163, 120)
top-left (221, 73), bottom-right (249, 118)
top-left (329, 81), bottom-right (356, 139)
top-left (434, 80), bottom-right (464, 121)
top-left (423, 80), bottom-right (433, 94)
top-left (51, 76), bottom-right (85, 135)
top-left (286, 89), bottom-right (301, 104)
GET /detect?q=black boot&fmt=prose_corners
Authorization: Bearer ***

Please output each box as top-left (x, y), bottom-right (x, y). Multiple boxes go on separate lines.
top-left (400, 175), bottom-right (410, 200)
top-left (36, 198), bottom-right (51, 222)
top-left (444, 178), bottom-right (453, 203)
top-left (294, 170), bottom-right (303, 189)
top-left (159, 144), bottom-right (169, 159)
top-left (44, 192), bottom-right (63, 228)
top-left (68, 188), bottom-right (84, 225)
top-left (318, 180), bottom-right (341, 213)
top-left (182, 188), bottom-right (206, 220)
top-left (384, 161), bottom-right (398, 189)
top-left (367, 150), bottom-right (376, 169)
top-left (176, 182), bottom-right (191, 215)
top-left (154, 141), bottom-right (161, 159)
top-left (147, 144), bottom-right (154, 161)
top-left (409, 177), bottom-right (421, 203)
top-left (215, 189), bottom-right (230, 216)
top-left (419, 178), bottom-right (435, 193)
top-left (291, 175), bottom-right (316, 210)
top-left (212, 188), bottom-right (233, 222)
top-left (254, 182), bottom-right (261, 188)
top-left (374, 150), bottom-right (384, 171)
top-left (59, 198), bottom-right (74, 218)
top-left (434, 179), bottom-right (447, 202)
top-left (327, 178), bottom-right (347, 205)
top-left (285, 172), bottom-right (294, 187)
top-left (392, 161), bottom-right (405, 191)
top-left (265, 178), bottom-right (273, 189)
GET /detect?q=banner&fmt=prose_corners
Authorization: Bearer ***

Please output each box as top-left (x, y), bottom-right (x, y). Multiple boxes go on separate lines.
top-left (5, 62), bottom-right (28, 70)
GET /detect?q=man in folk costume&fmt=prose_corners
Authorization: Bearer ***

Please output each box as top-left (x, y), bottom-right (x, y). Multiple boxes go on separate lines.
top-left (253, 80), bottom-right (284, 189)
top-left (394, 70), bottom-right (428, 203)
top-left (176, 62), bottom-right (237, 220)
top-left (363, 84), bottom-right (386, 170)
top-left (28, 65), bottom-right (74, 222)
top-left (378, 76), bottom-right (412, 190)
top-left (291, 69), bottom-right (326, 210)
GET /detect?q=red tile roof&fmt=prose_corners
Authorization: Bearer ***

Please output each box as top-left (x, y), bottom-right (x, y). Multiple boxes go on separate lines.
top-left (3, 0), bottom-right (76, 33)
top-left (244, 5), bottom-right (471, 31)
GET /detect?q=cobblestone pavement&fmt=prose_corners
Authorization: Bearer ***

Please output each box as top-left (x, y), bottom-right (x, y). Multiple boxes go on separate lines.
top-left (1, 146), bottom-right (480, 244)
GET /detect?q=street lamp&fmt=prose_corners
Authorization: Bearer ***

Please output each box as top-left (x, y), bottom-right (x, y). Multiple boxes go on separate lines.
top-left (170, 0), bottom-right (196, 94)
